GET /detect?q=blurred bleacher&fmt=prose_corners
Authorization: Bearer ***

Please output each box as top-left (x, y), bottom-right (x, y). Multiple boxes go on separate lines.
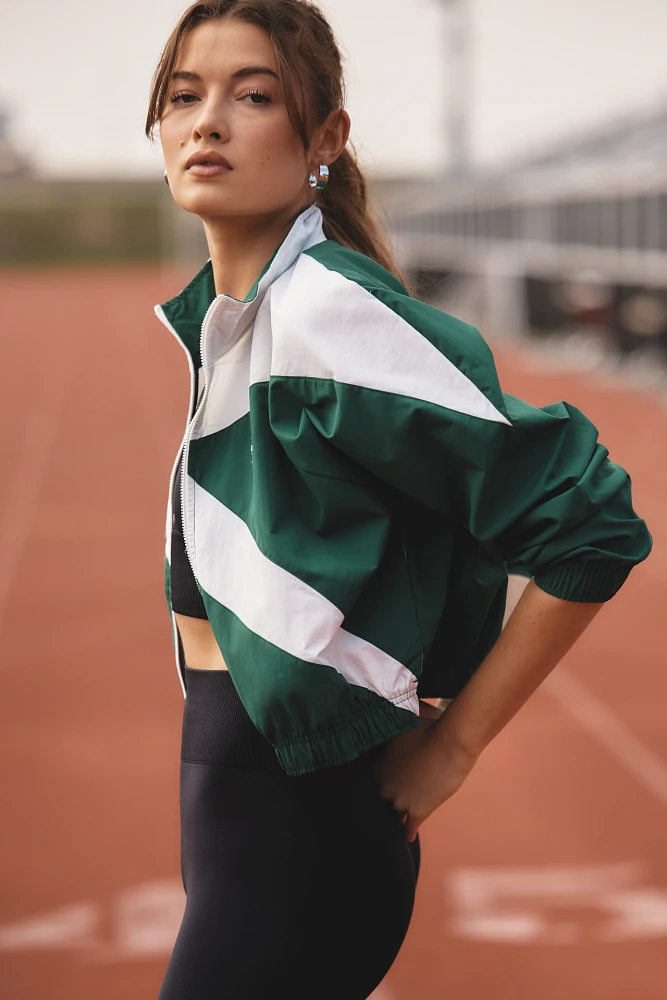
top-left (378, 100), bottom-right (667, 374)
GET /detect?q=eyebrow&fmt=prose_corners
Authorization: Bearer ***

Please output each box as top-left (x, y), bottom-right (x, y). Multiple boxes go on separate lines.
top-left (170, 65), bottom-right (279, 83)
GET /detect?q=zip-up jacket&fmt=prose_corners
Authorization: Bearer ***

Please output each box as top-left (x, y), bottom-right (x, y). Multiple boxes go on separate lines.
top-left (155, 202), bottom-right (653, 776)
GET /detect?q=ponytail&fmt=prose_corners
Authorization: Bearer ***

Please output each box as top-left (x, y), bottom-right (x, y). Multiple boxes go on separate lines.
top-left (318, 146), bottom-right (413, 293)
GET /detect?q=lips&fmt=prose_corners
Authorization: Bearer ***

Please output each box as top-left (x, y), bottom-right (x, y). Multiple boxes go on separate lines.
top-left (185, 150), bottom-right (232, 170)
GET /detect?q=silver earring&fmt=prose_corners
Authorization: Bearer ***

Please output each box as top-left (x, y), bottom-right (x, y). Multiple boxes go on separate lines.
top-left (308, 163), bottom-right (329, 190)
top-left (163, 169), bottom-right (170, 187)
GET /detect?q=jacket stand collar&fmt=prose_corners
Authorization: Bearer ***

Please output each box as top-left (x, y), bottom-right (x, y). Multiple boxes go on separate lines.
top-left (154, 203), bottom-right (326, 358)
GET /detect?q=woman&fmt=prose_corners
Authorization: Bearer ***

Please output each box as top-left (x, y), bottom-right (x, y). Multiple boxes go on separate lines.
top-left (146, 2), bottom-right (653, 997)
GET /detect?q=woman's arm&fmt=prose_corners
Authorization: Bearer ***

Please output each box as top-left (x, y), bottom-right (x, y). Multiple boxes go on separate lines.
top-left (374, 580), bottom-right (605, 843)
top-left (436, 578), bottom-right (604, 760)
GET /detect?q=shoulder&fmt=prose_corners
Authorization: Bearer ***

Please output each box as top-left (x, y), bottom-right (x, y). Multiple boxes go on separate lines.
top-left (298, 241), bottom-right (490, 354)
top-left (270, 240), bottom-right (509, 425)
top-left (285, 240), bottom-right (505, 411)
top-left (301, 239), bottom-right (409, 298)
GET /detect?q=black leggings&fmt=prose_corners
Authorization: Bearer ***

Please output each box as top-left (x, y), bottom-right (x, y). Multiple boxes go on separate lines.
top-left (157, 666), bottom-right (420, 1000)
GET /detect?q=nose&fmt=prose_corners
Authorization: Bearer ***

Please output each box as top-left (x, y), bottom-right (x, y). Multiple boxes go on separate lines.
top-left (195, 127), bottom-right (223, 141)
top-left (191, 101), bottom-right (230, 144)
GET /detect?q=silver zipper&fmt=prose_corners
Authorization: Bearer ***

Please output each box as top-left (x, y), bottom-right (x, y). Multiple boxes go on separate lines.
top-left (154, 297), bottom-right (221, 569)
top-left (153, 297), bottom-right (221, 691)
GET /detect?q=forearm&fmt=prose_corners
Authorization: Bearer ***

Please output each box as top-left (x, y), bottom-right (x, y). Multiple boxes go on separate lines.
top-left (430, 577), bottom-right (605, 761)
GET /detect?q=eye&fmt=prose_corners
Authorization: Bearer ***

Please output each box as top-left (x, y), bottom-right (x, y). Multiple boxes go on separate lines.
top-left (241, 89), bottom-right (272, 104)
top-left (169, 91), bottom-right (198, 105)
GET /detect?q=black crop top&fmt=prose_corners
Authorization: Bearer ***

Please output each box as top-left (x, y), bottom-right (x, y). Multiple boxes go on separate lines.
top-left (171, 451), bottom-right (209, 619)
top-left (171, 362), bottom-right (209, 620)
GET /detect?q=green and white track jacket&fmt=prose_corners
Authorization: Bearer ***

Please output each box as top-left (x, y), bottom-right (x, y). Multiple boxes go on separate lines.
top-left (155, 202), bottom-right (653, 776)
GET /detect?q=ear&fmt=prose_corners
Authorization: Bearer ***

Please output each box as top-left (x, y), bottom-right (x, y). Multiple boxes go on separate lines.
top-left (308, 109), bottom-right (351, 170)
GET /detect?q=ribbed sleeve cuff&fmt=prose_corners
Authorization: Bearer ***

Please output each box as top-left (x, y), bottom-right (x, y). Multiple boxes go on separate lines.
top-left (533, 558), bottom-right (633, 603)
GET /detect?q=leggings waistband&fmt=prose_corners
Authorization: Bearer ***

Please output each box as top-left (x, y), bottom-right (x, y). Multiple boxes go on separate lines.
top-left (182, 667), bottom-right (284, 773)
top-left (181, 666), bottom-right (384, 778)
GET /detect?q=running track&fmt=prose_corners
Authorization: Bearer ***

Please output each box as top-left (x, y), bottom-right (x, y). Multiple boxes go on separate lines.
top-left (1, 267), bottom-right (665, 999)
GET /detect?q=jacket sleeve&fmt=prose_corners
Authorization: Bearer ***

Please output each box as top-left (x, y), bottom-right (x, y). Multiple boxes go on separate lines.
top-left (292, 292), bottom-right (653, 604)
top-left (462, 391), bottom-right (653, 602)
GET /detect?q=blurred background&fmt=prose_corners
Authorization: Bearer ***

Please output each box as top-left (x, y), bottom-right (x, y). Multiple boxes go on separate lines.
top-left (1, 1), bottom-right (666, 998)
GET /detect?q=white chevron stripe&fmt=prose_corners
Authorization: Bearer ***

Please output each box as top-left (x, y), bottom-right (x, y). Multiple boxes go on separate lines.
top-left (188, 287), bottom-right (275, 439)
top-left (270, 252), bottom-right (512, 425)
top-left (192, 243), bottom-right (510, 444)
top-left (193, 327), bottom-right (252, 440)
top-left (191, 480), bottom-right (419, 712)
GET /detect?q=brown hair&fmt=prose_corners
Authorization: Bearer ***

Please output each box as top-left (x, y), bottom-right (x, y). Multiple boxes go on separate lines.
top-left (145, 0), bottom-right (412, 292)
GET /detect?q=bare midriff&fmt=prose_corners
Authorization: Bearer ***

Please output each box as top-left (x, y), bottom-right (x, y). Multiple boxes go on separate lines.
top-left (174, 612), bottom-right (229, 671)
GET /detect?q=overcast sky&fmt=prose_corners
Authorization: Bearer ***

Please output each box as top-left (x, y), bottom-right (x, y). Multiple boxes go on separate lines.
top-left (1, 0), bottom-right (666, 178)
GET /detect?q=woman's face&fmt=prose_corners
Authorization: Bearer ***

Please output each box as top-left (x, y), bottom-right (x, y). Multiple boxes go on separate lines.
top-left (159, 19), bottom-right (314, 222)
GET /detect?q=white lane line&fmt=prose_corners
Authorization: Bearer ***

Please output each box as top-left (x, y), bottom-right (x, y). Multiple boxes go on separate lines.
top-left (0, 348), bottom-right (75, 640)
top-left (543, 667), bottom-right (667, 808)
top-left (505, 574), bottom-right (667, 810)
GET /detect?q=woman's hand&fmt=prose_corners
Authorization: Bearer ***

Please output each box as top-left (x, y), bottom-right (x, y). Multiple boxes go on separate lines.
top-left (371, 706), bottom-right (478, 843)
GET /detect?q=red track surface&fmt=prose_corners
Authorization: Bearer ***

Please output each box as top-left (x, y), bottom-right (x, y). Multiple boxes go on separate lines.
top-left (1, 267), bottom-right (665, 999)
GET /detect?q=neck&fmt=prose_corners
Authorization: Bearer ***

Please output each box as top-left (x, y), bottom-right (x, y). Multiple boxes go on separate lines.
top-left (202, 200), bottom-right (315, 300)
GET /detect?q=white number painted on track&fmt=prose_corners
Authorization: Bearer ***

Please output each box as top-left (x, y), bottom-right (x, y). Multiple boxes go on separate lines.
top-left (446, 861), bottom-right (667, 943)
top-left (3, 863), bottom-right (667, 961)
top-left (0, 880), bottom-right (186, 960)
top-left (0, 902), bottom-right (100, 952)
top-left (102, 880), bottom-right (188, 960)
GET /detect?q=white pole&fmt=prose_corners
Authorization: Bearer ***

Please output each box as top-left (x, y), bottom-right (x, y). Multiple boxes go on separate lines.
top-left (437, 0), bottom-right (473, 177)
